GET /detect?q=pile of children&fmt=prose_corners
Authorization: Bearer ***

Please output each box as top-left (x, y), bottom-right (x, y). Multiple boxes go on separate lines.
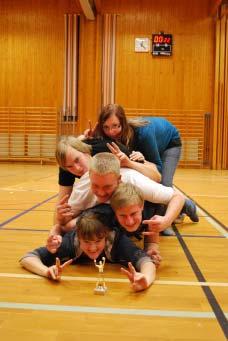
top-left (20, 104), bottom-right (199, 292)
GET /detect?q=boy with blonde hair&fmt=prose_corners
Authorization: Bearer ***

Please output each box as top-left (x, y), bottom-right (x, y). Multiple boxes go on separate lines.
top-left (110, 182), bottom-right (161, 264)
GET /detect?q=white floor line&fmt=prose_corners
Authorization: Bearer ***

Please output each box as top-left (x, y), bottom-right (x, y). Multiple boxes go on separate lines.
top-left (1, 301), bottom-right (228, 319)
top-left (196, 207), bottom-right (228, 238)
top-left (174, 186), bottom-right (228, 238)
top-left (186, 194), bottom-right (228, 198)
top-left (0, 272), bottom-right (227, 287)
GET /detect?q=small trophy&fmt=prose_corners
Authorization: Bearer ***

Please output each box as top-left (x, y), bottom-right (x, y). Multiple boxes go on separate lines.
top-left (94, 257), bottom-right (107, 295)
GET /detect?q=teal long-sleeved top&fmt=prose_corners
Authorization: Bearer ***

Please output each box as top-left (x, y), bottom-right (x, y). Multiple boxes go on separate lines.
top-left (132, 117), bottom-right (181, 173)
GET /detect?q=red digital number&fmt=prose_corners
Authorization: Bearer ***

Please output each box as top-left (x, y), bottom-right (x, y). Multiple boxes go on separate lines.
top-left (154, 35), bottom-right (164, 43)
top-left (153, 34), bottom-right (172, 44)
top-left (153, 35), bottom-right (158, 43)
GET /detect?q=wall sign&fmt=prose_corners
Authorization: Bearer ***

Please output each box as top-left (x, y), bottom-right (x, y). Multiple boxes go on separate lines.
top-left (152, 33), bottom-right (172, 56)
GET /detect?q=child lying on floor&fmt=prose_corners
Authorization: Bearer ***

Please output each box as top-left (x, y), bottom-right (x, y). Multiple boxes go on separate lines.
top-left (20, 207), bottom-right (156, 292)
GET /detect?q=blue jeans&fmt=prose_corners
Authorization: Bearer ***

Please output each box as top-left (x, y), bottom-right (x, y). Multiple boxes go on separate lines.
top-left (160, 146), bottom-right (197, 221)
top-left (155, 146), bottom-right (181, 218)
top-left (161, 146), bottom-right (181, 187)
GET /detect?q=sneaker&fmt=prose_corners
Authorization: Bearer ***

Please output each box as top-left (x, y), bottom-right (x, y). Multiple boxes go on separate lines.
top-left (182, 199), bottom-right (199, 222)
top-left (160, 227), bottom-right (175, 236)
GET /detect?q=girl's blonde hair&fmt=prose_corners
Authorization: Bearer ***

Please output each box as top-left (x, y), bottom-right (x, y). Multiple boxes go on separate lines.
top-left (110, 182), bottom-right (144, 211)
top-left (56, 135), bottom-right (92, 169)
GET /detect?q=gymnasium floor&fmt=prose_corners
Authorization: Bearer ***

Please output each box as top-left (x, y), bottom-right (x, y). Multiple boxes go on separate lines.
top-left (0, 163), bottom-right (227, 340)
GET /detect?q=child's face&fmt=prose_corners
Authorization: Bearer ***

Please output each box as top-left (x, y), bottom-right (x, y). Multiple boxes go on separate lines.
top-left (64, 146), bottom-right (90, 177)
top-left (115, 204), bottom-right (143, 232)
top-left (90, 171), bottom-right (120, 203)
top-left (102, 114), bottom-right (122, 139)
top-left (79, 236), bottom-right (106, 260)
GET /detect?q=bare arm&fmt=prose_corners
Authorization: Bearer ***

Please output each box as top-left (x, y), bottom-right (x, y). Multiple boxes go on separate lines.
top-left (107, 142), bottom-right (161, 182)
top-left (121, 261), bottom-right (155, 292)
top-left (144, 231), bottom-right (160, 253)
top-left (143, 190), bottom-right (185, 233)
top-left (165, 190), bottom-right (185, 224)
top-left (144, 234), bottom-right (162, 266)
top-left (126, 159), bottom-right (161, 183)
top-left (20, 256), bottom-right (51, 278)
top-left (20, 256), bottom-right (72, 280)
top-left (140, 260), bottom-right (156, 287)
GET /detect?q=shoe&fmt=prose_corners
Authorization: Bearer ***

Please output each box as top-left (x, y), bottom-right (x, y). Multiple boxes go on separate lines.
top-left (160, 227), bottom-right (175, 236)
top-left (183, 199), bottom-right (199, 222)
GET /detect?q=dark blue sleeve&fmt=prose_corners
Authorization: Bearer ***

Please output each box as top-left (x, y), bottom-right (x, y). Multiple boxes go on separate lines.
top-left (133, 126), bottom-right (162, 172)
top-left (111, 232), bottom-right (149, 270)
top-left (32, 232), bottom-right (76, 266)
top-left (82, 204), bottom-right (117, 229)
top-left (31, 247), bottom-right (57, 266)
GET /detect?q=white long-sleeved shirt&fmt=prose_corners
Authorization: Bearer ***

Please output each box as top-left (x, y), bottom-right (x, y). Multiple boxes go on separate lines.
top-left (68, 168), bottom-right (174, 217)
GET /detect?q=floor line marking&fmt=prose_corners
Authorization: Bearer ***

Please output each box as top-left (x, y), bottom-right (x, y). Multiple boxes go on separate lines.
top-left (0, 273), bottom-right (227, 287)
top-left (174, 226), bottom-right (228, 339)
top-left (196, 207), bottom-right (228, 237)
top-left (1, 301), bottom-right (228, 319)
top-left (0, 228), bottom-right (49, 232)
top-left (186, 194), bottom-right (228, 198)
top-left (0, 188), bottom-right (57, 193)
top-left (174, 186), bottom-right (228, 237)
top-left (0, 194), bottom-right (58, 229)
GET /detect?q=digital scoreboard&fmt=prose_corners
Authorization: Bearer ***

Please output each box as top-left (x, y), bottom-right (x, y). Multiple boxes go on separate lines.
top-left (152, 33), bottom-right (173, 56)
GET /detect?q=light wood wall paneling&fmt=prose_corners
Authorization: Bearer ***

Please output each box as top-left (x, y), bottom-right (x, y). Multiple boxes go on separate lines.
top-left (212, 6), bottom-right (228, 169)
top-left (1, 0), bottom-right (225, 169)
top-left (110, 0), bottom-right (214, 111)
top-left (98, 0), bottom-right (215, 168)
top-left (0, 0), bottom-right (76, 108)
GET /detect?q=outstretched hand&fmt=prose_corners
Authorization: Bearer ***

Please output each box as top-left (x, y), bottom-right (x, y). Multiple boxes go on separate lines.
top-left (121, 262), bottom-right (148, 292)
top-left (107, 142), bottom-right (130, 167)
top-left (129, 151), bottom-right (145, 162)
top-left (46, 234), bottom-right (62, 253)
top-left (84, 120), bottom-right (98, 138)
top-left (47, 257), bottom-right (73, 281)
top-left (145, 245), bottom-right (162, 267)
top-left (142, 215), bottom-right (170, 234)
top-left (56, 194), bottom-right (74, 224)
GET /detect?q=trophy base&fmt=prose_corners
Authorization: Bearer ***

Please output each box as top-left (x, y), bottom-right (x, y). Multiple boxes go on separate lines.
top-left (94, 285), bottom-right (107, 295)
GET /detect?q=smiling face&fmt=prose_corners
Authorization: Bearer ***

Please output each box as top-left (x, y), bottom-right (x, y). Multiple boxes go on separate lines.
top-left (102, 114), bottom-right (122, 139)
top-left (90, 171), bottom-right (121, 203)
top-left (79, 237), bottom-right (106, 260)
top-left (64, 146), bottom-right (90, 177)
top-left (114, 204), bottom-right (143, 232)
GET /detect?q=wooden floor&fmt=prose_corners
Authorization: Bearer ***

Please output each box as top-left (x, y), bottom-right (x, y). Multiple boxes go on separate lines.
top-left (0, 163), bottom-right (227, 341)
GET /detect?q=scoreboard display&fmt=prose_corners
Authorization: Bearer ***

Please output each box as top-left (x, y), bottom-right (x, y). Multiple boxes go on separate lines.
top-left (152, 33), bottom-right (173, 56)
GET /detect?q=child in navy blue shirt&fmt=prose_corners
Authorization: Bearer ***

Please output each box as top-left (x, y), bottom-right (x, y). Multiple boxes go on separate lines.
top-left (20, 206), bottom-right (155, 292)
